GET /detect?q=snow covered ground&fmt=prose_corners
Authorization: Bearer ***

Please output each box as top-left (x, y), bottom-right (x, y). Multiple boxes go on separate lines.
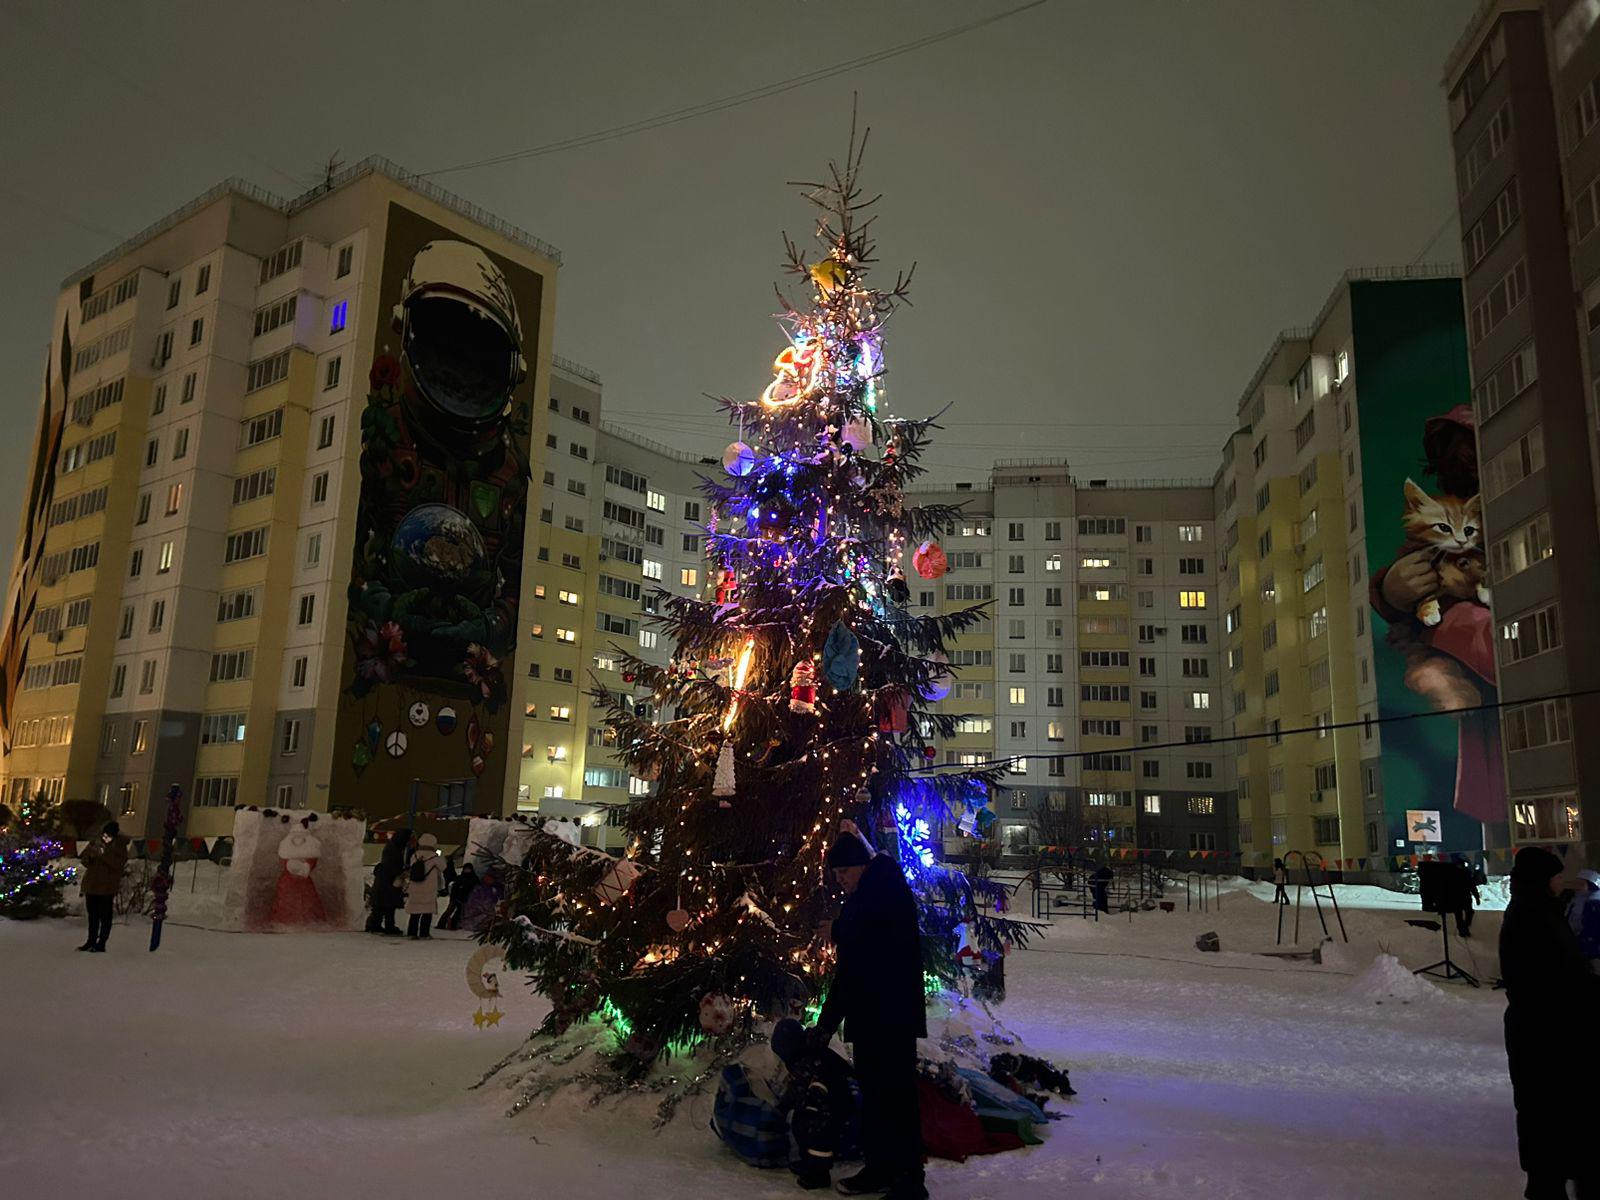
top-left (0, 870), bottom-right (1522, 1199)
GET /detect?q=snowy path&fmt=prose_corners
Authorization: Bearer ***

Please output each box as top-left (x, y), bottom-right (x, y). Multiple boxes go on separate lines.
top-left (1, 883), bottom-right (1521, 1199)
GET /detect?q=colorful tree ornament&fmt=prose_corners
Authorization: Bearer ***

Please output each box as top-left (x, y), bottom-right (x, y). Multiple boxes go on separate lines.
top-left (723, 441), bottom-right (758, 476)
top-left (407, 701), bottom-right (430, 727)
top-left (698, 992), bottom-right (736, 1034)
top-left (713, 742), bottom-right (737, 799)
top-left (912, 540), bottom-right (948, 580)
top-left (594, 858), bottom-right (642, 905)
top-left (920, 650), bottom-right (953, 702)
top-left (760, 337), bottom-right (826, 407)
top-left (385, 730), bottom-right (408, 758)
top-left (715, 568), bottom-right (740, 606)
top-left (789, 659), bottom-right (818, 714)
top-left (435, 706), bottom-right (457, 735)
top-left (809, 257), bottom-right (848, 292)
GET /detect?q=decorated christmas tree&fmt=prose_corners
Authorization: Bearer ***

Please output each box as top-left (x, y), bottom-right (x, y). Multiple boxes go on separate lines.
top-left (488, 124), bottom-right (1034, 1062)
top-left (0, 794), bottom-right (72, 920)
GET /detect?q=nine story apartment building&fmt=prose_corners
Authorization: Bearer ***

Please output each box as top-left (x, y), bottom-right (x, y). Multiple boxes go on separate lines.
top-left (1444, 0), bottom-right (1600, 867)
top-left (907, 465), bottom-right (1234, 859)
top-left (1, 160), bottom-right (561, 836)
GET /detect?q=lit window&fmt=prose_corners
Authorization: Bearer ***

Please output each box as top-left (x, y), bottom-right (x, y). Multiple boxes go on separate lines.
top-left (531, 623), bottom-right (544, 638)
top-left (681, 568), bottom-right (699, 587)
top-left (556, 628), bottom-right (576, 643)
top-left (1179, 590), bottom-right (1206, 609)
top-left (549, 706), bottom-right (571, 721)
top-left (640, 630), bottom-right (658, 650)
top-left (647, 491), bottom-right (666, 512)
top-left (1189, 691), bottom-right (1211, 710)
top-left (157, 541), bottom-right (174, 574)
top-left (1008, 686), bottom-right (1027, 705)
top-left (559, 590), bottom-right (580, 606)
top-left (547, 745), bottom-right (568, 761)
top-left (329, 300), bottom-right (348, 333)
top-left (534, 585), bottom-right (546, 599)
top-left (643, 560), bottom-right (662, 580)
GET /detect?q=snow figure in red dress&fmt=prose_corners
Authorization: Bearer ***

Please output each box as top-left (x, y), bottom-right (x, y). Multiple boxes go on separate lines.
top-left (268, 818), bottom-right (328, 927)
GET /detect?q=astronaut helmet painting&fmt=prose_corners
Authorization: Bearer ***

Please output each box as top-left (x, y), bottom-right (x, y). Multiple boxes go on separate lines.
top-left (346, 226), bottom-right (535, 739)
top-left (391, 239), bottom-right (528, 445)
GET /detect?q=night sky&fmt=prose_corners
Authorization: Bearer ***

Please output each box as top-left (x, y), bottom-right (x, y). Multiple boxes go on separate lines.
top-left (0, 0), bottom-right (1475, 552)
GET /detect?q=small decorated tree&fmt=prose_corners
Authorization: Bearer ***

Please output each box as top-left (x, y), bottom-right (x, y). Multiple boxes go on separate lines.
top-left (0, 793), bottom-right (72, 920)
top-left (487, 123), bottom-right (1036, 1062)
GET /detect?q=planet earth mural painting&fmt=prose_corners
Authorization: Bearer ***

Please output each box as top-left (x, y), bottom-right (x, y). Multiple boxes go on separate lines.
top-left (333, 203), bottom-right (545, 817)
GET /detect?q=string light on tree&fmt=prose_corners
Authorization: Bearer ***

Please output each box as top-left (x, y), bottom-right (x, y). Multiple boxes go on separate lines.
top-left (480, 115), bottom-right (1039, 1059)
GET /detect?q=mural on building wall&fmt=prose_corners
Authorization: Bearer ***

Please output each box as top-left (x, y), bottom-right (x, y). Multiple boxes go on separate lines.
top-left (1355, 279), bottom-right (1504, 854)
top-left (333, 204), bottom-right (540, 816)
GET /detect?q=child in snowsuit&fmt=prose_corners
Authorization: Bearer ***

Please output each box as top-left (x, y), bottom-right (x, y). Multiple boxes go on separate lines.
top-left (771, 1018), bottom-right (856, 1190)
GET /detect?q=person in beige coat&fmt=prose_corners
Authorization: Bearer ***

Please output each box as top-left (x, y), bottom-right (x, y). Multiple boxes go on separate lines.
top-left (404, 833), bottom-right (443, 939)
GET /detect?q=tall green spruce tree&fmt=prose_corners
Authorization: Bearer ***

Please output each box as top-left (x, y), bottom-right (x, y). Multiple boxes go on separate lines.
top-left (488, 126), bottom-right (1035, 1059)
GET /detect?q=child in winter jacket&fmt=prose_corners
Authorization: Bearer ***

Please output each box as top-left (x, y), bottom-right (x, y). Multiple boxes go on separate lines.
top-left (439, 860), bottom-right (478, 931)
top-left (770, 1018), bottom-right (857, 1189)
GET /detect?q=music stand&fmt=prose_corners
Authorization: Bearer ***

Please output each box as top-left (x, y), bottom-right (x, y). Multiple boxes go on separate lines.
top-left (1414, 861), bottom-right (1479, 987)
top-left (1414, 916), bottom-right (1479, 987)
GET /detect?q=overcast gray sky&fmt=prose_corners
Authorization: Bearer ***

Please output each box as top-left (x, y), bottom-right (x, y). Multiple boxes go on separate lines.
top-left (0, 0), bottom-right (1475, 545)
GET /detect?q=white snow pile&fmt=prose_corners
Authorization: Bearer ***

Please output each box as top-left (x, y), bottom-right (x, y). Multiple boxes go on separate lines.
top-left (1344, 952), bottom-right (1449, 1005)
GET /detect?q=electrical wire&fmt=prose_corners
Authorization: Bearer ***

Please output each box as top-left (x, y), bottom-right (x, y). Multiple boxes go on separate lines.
top-left (911, 684), bottom-right (1600, 773)
top-left (421, 0), bottom-right (1054, 178)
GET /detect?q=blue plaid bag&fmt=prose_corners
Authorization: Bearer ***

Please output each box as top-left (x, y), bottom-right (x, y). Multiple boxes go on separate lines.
top-left (710, 1063), bottom-right (791, 1168)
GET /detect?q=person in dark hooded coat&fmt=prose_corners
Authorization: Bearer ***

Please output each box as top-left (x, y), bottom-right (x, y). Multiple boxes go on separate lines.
top-left (439, 860), bottom-right (478, 931)
top-left (1498, 846), bottom-right (1600, 1199)
top-left (814, 826), bottom-right (926, 1200)
top-left (366, 831), bottom-right (411, 935)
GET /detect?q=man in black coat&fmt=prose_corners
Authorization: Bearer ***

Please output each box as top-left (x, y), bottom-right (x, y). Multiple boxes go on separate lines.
top-left (815, 829), bottom-right (926, 1200)
top-left (365, 831), bottom-right (411, 935)
top-left (1499, 846), bottom-right (1599, 1199)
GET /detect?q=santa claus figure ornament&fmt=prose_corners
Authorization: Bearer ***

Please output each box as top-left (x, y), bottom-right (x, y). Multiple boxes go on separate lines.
top-left (789, 659), bottom-right (818, 714)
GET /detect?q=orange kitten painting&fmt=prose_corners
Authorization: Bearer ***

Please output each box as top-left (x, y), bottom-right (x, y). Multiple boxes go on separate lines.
top-left (1400, 478), bottom-right (1488, 626)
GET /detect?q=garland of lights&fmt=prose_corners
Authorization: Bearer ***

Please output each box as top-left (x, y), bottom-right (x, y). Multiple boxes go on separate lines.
top-left (0, 837), bottom-right (75, 903)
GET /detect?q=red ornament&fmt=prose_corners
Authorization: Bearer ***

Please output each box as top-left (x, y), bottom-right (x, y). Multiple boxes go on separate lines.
top-left (789, 660), bottom-right (818, 714)
top-left (715, 568), bottom-right (740, 606)
top-left (623, 672), bottom-right (636, 684)
top-left (876, 689), bottom-right (911, 734)
top-left (922, 746), bottom-right (937, 761)
top-left (912, 541), bottom-right (947, 580)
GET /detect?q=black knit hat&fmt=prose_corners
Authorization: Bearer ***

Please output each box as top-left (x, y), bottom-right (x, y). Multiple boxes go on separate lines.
top-left (103, 821), bottom-right (120, 837)
top-left (1510, 846), bottom-right (1563, 893)
top-left (826, 834), bottom-right (871, 869)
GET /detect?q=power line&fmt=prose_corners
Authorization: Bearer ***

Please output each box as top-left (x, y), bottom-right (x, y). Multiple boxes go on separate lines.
top-left (421, 0), bottom-right (1054, 178)
top-left (911, 685), bottom-right (1600, 773)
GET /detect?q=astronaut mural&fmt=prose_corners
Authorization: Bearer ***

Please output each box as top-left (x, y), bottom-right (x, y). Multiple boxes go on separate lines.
top-left (335, 204), bottom-right (542, 816)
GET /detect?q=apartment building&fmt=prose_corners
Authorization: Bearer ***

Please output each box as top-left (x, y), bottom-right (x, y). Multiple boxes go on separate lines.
top-left (1217, 269), bottom-right (1504, 875)
top-left (907, 464), bottom-right (1234, 860)
top-left (518, 379), bottom-right (713, 847)
top-left (1442, 0), bottom-right (1600, 868)
top-left (0, 159), bottom-right (560, 835)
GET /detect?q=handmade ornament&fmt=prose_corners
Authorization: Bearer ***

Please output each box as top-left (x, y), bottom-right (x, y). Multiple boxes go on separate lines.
top-left (809, 257), bottom-right (848, 292)
top-left (366, 718), bottom-right (384, 754)
top-left (919, 650), bottom-right (952, 702)
top-left (594, 858), bottom-right (642, 905)
top-left (713, 742), bottom-right (737, 801)
top-left (840, 418), bottom-right (873, 453)
top-left (912, 540), bottom-right (948, 580)
top-left (957, 809), bottom-right (978, 837)
top-left (466, 943), bottom-right (504, 1029)
top-left (715, 569), bottom-right (740, 606)
top-left (698, 992), bottom-right (736, 1035)
top-left (886, 567), bottom-right (910, 605)
top-left (351, 740), bottom-right (373, 776)
top-left (723, 441), bottom-right (758, 476)
top-left (789, 659), bottom-right (818, 714)
top-left (384, 730), bottom-right (408, 758)
top-left (876, 689), bottom-right (911, 734)
top-left (666, 909), bottom-right (692, 933)
top-left (408, 701), bottom-right (430, 727)
top-left (436, 706), bottom-right (458, 735)
top-left (822, 621), bottom-right (860, 691)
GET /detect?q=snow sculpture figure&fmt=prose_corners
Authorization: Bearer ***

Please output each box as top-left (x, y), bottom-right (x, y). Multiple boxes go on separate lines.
top-left (268, 819), bottom-right (328, 926)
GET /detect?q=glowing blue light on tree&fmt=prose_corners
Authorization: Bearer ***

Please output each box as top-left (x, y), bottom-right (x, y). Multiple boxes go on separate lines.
top-left (894, 801), bottom-right (936, 877)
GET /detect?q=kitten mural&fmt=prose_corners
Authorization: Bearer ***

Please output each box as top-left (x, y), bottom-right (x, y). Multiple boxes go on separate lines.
top-left (1398, 479), bottom-right (1488, 627)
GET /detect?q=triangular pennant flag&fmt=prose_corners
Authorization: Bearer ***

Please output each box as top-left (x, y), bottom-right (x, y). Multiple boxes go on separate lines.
top-left (204, 837), bottom-right (219, 852)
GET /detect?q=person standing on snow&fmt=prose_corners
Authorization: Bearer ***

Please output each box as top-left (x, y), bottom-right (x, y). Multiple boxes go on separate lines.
top-left (1499, 847), bottom-right (1600, 1199)
top-left (1272, 858), bottom-right (1290, 906)
top-left (1456, 863), bottom-right (1484, 939)
top-left (366, 830), bottom-right (411, 935)
top-left (404, 832), bottom-right (443, 939)
top-left (1569, 868), bottom-right (1600, 963)
top-left (814, 824), bottom-right (926, 1200)
top-left (771, 1016), bottom-right (857, 1189)
top-left (439, 859), bottom-right (478, 931)
top-left (77, 821), bottom-right (129, 952)
top-left (1090, 862), bottom-right (1113, 914)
